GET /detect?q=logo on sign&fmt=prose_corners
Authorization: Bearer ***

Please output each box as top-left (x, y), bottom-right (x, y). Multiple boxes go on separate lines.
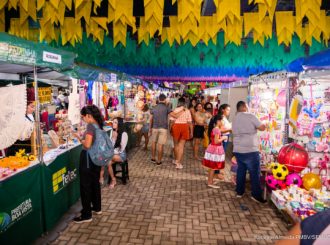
top-left (0, 199), bottom-right (33, 233)
top-left (52, 167), bottom-right (77, 194)
top-left (43, 51), bottom-right (62, 64)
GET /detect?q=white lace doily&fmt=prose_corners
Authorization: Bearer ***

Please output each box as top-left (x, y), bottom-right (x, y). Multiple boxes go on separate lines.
top-left (0, 84), bottom-right (27, 150)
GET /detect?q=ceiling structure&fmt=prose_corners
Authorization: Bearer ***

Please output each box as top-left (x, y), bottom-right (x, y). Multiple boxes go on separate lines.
top-left (1, 0), bottom-right (330, 82)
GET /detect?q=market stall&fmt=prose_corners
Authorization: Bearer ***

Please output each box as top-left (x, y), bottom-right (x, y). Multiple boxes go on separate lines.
top-left (248, 72), bottom-right (291, 161)
top-left (0, 33), bottom-right (75, 244)
top-left (257, 53), bottom-right (330, 224)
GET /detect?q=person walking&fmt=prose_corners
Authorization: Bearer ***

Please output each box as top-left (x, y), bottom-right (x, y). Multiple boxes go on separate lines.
top-left (193, 103), bottom-right (209, 160)
top-left (149, 94), bottom-right (182, 165)
top-left (232, 101), bottom-right (267, 203)
top-left (171, 97), bottom-right (193, 169)
top-left (73, 105), bottom-right (105, 223)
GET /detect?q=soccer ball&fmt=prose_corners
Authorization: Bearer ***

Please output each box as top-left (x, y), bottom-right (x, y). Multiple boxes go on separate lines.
top-left (266, 175), bottom-right (287, 190)
top-left (271, 162), bottom-right (289, 180)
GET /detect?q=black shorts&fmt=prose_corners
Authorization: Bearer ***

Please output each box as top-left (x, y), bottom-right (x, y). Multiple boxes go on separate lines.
top-left (193, 125), bottom-right (205, 139)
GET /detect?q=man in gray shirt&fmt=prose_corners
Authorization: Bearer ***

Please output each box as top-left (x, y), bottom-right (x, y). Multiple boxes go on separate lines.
top-left (232, 101), bottom-right (266, 204)
top-left (149, 94), bottom-right (183, 165)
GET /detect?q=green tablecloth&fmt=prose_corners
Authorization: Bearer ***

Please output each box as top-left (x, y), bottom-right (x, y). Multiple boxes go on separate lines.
top-left (0, 163), bottom-right (43, 245)
top-left (41, 145), bottom-right (81, 231)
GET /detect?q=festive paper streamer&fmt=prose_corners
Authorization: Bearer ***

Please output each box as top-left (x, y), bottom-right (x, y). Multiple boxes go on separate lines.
top-left (136, 76), bottom-right (246, 82)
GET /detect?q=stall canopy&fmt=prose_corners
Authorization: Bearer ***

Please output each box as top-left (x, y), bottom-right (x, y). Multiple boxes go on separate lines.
top-left (0, 32), bottom-right (75, 76)
top-left (64, 62), bottom-right (116, 81)
top-left (287, 48), bottom-right (330, 72)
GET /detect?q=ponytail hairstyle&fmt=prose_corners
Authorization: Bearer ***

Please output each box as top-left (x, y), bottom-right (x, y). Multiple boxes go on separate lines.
top-left (219, 104), bottom-right (230, 118)
top-left (80, 105), bottom-right (104, 129)
top-left (208, 110), bottom-right (225, 138)
top-left (114, 117), bottom-right (126, 149)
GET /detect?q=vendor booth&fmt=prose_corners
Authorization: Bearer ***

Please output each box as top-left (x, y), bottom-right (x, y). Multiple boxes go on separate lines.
top-left (250, 51), bottom-right (330, 225)
top-left (0, 33), bottom-right (77, 244)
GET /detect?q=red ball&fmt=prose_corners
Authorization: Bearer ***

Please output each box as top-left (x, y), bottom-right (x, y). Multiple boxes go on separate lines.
top-left (278, 143), bottom-right (309, 173)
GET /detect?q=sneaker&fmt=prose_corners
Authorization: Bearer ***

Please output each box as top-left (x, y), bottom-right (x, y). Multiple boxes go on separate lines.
top-left (236, 194), bottom-right (244, 198)
top-left (92, 209), bottom-right (102, 215)
top-left (208, 184), bottom-right (220, 189)
top-left (73, 216), bottom-right (92, 224)
top-left (250, 196), bottom-right (267, 204)
top-left (176, 164), bottom-right (183, 169)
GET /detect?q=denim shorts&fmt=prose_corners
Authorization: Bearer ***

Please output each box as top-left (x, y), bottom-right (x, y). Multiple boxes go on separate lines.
top-left (119, 151), bottom-right (127, 162)
top-left (141, 124), bottom-right (149, 134)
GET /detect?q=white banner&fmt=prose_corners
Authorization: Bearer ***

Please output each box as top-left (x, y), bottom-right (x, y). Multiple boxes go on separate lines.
top-left (43, 51), bottom-right (62, 64)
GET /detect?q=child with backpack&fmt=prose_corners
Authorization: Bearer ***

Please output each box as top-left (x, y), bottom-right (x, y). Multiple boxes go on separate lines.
top-left (73, 105), bottom-right (114, 223)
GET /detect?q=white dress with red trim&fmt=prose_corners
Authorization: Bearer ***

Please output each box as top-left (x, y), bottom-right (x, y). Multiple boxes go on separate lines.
top-left (202, 127), bottom-right (225, 170)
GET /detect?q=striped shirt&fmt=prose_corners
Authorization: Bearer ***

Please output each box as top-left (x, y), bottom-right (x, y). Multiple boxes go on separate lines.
top-left (173, 107), bottom-right (192, 124)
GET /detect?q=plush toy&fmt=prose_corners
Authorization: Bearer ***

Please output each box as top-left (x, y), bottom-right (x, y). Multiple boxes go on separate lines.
top-left (286, 173), bottom-right (303, 187)
top-left (316, 142), bottom-right (329, 153)
top-left (270, 162), bottom-right (289, 180)
top-left (313, 125), bottom-right (324, 138)
top-left (303, 102), bottom-right (323, 119)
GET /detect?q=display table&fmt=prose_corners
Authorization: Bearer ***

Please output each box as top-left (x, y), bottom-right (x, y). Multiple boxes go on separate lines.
top-left (0, 161), bottom-right (43, 244)
top-left (270, 187), bottom-right (330, 224)
top-left (41, 144), bottom-right (82, 231)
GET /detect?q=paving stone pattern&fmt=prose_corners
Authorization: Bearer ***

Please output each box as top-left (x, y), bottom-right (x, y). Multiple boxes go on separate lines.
top-left (53, 144), bottom-right (288, 245)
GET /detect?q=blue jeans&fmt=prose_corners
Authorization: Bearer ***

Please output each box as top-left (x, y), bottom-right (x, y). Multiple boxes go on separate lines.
top-left (234, 152), bottom-right (262, 198)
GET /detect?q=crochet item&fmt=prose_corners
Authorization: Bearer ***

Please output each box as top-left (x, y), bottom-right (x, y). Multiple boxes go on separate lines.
top-left (0, 84), bottom-right (27, 150)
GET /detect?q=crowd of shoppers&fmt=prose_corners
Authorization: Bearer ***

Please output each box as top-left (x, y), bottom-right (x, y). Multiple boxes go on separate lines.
top-left (73, 92), bottom-right (270, 223)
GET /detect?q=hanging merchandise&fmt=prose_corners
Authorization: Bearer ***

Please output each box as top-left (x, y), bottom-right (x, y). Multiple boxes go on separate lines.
top-left (68, 79), bottom-right (80, 125)
top-left (0, 84), bottom-right (28, 150)
top-left (248, 78), bottom-right (287, 159)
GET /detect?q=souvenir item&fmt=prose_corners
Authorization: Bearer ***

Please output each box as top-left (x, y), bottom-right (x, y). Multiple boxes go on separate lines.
top-left (286, 173), bottom-right (303, 187)
top-left (278, 143), bottom-right (309, 173)
top-left (270, 162), bottom-right (289, 180)
top-left (302, 173), bottom-right (322, 190)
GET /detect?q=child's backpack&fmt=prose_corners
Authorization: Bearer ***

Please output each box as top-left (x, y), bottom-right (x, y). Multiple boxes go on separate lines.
top-left (88, 124), bottom-right (114, 166)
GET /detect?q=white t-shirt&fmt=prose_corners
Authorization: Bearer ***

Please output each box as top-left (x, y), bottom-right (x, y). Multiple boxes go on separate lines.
top-left (232, 112), bottom-right (262, 153)
top-left (111, 132), bottom-right (128, 154)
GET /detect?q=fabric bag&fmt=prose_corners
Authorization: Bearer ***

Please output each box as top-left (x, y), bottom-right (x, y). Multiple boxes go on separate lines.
top-left (87, 124), bottom-right (114, 166)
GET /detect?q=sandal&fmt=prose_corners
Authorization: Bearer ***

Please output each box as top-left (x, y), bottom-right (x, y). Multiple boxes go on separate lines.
top-left (109, 180), bottom-right (116, 189)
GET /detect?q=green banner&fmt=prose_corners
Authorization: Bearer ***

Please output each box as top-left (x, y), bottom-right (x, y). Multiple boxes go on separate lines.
top-left (41, 145), bottom-right (81, 231)
top-left (0, 33), bottom-right (75, 70)
top-left (0, 164), bottom-right (43, 245)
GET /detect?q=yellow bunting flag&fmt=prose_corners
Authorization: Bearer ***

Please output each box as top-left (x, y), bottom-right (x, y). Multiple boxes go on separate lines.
top-left (37, 0), bottom-right (45, 11)
top-left (0, 0), bottom-right (8, 10)
top-left (39, 18), bottom-right (59, 43)
top-left (113, 21), bottom-right (127, 46)
top-left (20, 0), bottom-right (36, 25)
top-left (215, 0), bottom-right (240, 24)
top-left (161, 16), bottom-right (181, 46)
top-left (275, 11), bottom-right (295, 46)
top-left (108, 0), bottom-right (116, 22)
top-left (9, 18), bottom-right (29, 39)
top-left (61, 17), bottom-right (82, 46)
top-left (75, 0), bottom-right (92, 24)
top-left (144, 0), bottom-right (164, 36)
top-left (137, 17), bottom-right (150, 45)
top-left (225, 16), bottom-right (242, 46)
top-left (0, 9), bottom-right (5, 32)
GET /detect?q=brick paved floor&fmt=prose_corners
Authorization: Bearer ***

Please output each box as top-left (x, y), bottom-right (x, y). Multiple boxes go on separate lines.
top-left (53, 143), bottom-right (288, 245)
